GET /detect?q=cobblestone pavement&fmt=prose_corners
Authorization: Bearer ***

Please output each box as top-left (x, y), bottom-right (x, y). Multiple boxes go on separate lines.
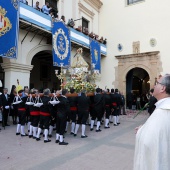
top-left (0, 111), bottom-right (149, 170)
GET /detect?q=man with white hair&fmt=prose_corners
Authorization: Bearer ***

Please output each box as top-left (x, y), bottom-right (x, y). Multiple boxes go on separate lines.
top-left (134, 74), bottom-right (170, 170)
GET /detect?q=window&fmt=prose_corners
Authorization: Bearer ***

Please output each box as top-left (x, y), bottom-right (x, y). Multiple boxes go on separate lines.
top-left (127, 0), bottom-right (144, 5)
top-left (82, 17), bottom-right (89, 30)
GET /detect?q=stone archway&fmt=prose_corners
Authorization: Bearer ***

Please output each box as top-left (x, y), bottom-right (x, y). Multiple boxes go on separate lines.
top-left (126, 67), bottom-right (150, 95)
top-left (114, 51), bottom-right (162, 96)
top-left (26, 44), bottom-right (52, 65)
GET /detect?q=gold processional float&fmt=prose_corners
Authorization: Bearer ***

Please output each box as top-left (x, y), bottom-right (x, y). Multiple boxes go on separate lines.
top-left (14, 48), bottom-right (100, 104)
top-left (55, 48), bottom-right (100, 96)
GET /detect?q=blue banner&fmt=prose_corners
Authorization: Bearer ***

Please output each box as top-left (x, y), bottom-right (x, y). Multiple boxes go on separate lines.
top-left (90, 39), bottom-right (101, 72)
top-left (0, 0), bottom-right (19, 59)
top-left (52, 21), bottom-right (71, 67)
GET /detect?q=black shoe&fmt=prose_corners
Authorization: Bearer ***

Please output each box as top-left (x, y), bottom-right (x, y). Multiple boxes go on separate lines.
top-left (114, 124), bottom-right (118, 126)
top-left (104, 126), bottom-right (110, 129)
top-left (55, 140), bottom-right (59, 143)
top-left (96, 129), bottom-right (102, 132)
top-left (117, 123), bottom-right (120, 125)
top-left (44, 139), bottom-right (51, 143)
top-left (74, 134), bottom-right (77, 137)
top-left (36, 137), bottom-right (41, 141)
top-left (109, 121), bottom-right (113, 123)
top-left (48, 134), bottom-right (52, 138)
top-left (16, 132), bottom-right (20, 135)
top-left (21, 134), bottom-right (28, 137)
top-left (59, 141), bottom-right (68, 145)
top-left (40, 132), bottom-right (43, 135)
top-left (5, 124), bottom-right (10, 126)
top-left (29, 135), bottom-right (33, 138)
top-left (43, 134), bottom-right (45, 137)
top-left (94, 124), bottom-right (97, 127)
top-left (81, 135), bottom-right (88, 138)
top-left (90, 128), bottom-right (93, 131)
top-left (123, 113), bottom-right (127, 115)
top-left (70, 132), bottom-right (74, 135)
top-left (33, 136), bottom-right (36, 139)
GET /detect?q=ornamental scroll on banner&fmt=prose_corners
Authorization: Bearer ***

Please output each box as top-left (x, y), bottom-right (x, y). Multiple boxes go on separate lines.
top-left (90, 38), bottom-right (101, 72)
top-left (0, 0), bottom-right (19, 59)
top-left (52, 21), bottom-right (71, 67)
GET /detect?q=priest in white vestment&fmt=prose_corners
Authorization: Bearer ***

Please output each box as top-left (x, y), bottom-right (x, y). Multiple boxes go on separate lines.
top-left (134, 74), bottom-right (170, 170)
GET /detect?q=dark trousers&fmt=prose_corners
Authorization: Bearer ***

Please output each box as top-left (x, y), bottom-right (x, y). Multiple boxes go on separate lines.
top-left (90, 108), bottom-right (97, 120)
top-left (70, 110), bottom-right (77, 123)
top-left (121, 105), bottom-right (126, 114)
top-left (31, 115), bottom-right (40, 127)
top-left (49, 117), bottom-right (56, 126)
top-left (18, 110), bottom-right (26, 125)
top-left (77, 110), bottom-right (89, 125)
top-left (105, 106), bottom-right (111, 119)
top-left (56, 113), bottom-right (67, 135)
top-left (112, 107), bottom-right (118, 116)
top-left (2, 109), bottom-right (9, 126)
top-left (39, 115), bottom-right (50, 129)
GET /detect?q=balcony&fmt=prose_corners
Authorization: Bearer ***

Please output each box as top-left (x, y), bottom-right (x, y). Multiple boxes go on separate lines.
top-left (19, 3), bottom-right (107, 56)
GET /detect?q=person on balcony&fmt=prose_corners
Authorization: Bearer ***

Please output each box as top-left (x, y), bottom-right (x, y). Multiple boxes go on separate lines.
top-left (67, 18), bottom-right (75, 28)
top-left (20, 0), bottom-right (28, 4)
top-left (33, 1), bottom-right (40, 11)
top-left (60, 15), bottom-right (66, 23)
top-left (42, 2), bottom-right (51, 15)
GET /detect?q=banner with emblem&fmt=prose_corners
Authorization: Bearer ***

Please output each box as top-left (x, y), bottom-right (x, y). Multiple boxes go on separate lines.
top-left (52, 21), bottom-right (71, 67)
top-left (90, 39), bottom-right (101, 72)
top-left (0, 0), bottom-right (19, 59)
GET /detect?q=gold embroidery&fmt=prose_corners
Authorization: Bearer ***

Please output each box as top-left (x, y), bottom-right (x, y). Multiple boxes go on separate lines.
top-left (0, 6), bottom-right (12, 37)
top-left (1, 47), bottom-right (16, 58)
top-left (11, 0), bottom-right (18, 10)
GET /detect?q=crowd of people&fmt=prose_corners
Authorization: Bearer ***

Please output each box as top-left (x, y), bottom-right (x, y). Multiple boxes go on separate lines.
top-left (126, 90), bottom-right (157, 114)
top-left (19, 0), bottom-right (107, 45)
top-left (0, 86), bottom-right (127, 145)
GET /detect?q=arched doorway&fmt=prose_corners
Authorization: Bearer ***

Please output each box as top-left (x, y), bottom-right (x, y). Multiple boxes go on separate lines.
top-left (126, 67), bottom-right (150, 95)
top-left (30, 51), bottom-right (60, 92)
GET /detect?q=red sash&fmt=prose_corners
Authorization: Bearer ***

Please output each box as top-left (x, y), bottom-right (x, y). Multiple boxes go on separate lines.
top-left (30, 111), bottom-right (40, 116)
top-left (70, 107), bottom-right (77, 111)
top-left (18, 108), bottom-right (26, 111)
top-left (40, 112), bottom-right (50, 116)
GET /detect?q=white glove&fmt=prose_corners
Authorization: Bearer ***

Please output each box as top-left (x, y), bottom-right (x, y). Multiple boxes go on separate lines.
top-left (49, 101), bottom-right (60, 105)
top-left (5, 106), bottom-right (9, 109)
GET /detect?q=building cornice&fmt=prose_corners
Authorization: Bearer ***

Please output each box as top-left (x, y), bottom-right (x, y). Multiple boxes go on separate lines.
top-left (1, 62), bottom-right (33, 73)
top-left (84, 0), bottom-right (103, 12)
top-left (115, 51), bottom-right (160, 59)
top-left (78, 2), bottom-right (95, 19)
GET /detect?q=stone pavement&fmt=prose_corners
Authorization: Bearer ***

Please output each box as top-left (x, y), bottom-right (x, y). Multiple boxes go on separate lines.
top-left (0, 111), bottom-right (149, 170)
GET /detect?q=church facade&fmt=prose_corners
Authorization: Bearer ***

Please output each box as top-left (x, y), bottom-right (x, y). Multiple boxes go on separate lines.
top-left (0, 0), bottom-right (169, 95)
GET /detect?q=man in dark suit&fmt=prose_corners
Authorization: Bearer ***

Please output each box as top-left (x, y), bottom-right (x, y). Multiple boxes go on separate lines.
top-left (148, 89), bottom-right (157, 115)
top-left (74, 90), bottom-right (90, 138)
top-left (0, 88), bottom-right (10, 127)
top-left (55, 89), bottom-right (70, 145)
top-left (93, 88), bottom-right (105, 132)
